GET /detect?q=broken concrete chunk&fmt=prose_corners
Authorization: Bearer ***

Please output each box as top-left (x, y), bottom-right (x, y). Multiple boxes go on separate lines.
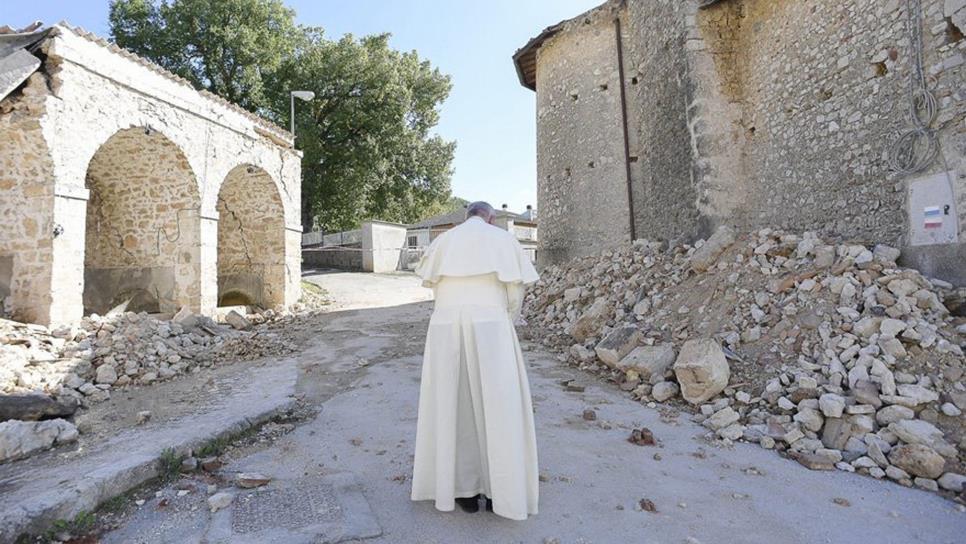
top-left (225, 310), bottom-right (253, 331)
top-left (617, 344), bottom-right (675, 380)
top-left (594, 326), bottom-right (642, 367)
top-left (673, 339), bottom-right (730, 404)
top-left (689, 225), bottom-right (736, 272)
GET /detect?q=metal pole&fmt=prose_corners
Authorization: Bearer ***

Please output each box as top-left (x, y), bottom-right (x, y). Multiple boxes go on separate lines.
top-left (290, 93), bottom-right (295, 137)
top-left (614, 16), bottom-right (637, 242)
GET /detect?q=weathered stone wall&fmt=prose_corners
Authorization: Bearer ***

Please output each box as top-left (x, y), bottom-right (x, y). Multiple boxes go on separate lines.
top-left (0, 24), bottom-right (303, 324)
top-left (624, 0), bottom-right (704, 241)
top-left (84, 128), bottom-right (201, 314)
top-left (0, 73), bottom-right (55, 323)
top-left (217, 165), bottom-right (286, 308)
top-left (688, 0), bottom-right (966, 281)
top-left (529, 0), bottom-right (966, 283)
top-left (535, 1), bottom-right (631, 266)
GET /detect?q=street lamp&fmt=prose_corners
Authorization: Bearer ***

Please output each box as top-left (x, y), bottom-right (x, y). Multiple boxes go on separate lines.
top-left (290, 90), bottom-right (315, 137)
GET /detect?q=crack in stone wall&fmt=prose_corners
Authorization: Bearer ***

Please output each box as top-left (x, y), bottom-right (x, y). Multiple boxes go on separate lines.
top-left (1, 26), bottom-right (303, 324)
top-left (531, 0), bottom-right (966, 281)
top-left (83, 128), bottom-right (201, 314)
top-left (216, 165), bottom-right (286, 308)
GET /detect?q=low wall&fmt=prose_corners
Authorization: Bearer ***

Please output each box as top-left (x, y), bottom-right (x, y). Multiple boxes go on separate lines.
top-left (302, 247), bottom-right (364, 271)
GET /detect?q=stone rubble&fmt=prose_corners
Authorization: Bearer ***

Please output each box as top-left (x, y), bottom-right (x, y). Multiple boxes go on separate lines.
top-left (0, 301), bottom-right (321, 463)
top-left (524, 228), bottom-right (966, 498)
top-left (0, 418), bottom-right (78, 463)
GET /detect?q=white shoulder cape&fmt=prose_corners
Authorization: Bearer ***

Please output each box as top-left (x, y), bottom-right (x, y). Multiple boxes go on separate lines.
top-left (415, 217), bottom-right (539, 288)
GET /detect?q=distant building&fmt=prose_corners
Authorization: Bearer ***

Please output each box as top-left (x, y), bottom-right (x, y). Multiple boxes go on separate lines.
top-left (407, 205), bottom-right (539, 264)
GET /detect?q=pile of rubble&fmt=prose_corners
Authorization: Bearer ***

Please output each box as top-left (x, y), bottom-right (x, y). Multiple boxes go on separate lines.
top-left (0, 306), bottom-right (306, 463)
top-left (524, 227), bottom-right (966, 496)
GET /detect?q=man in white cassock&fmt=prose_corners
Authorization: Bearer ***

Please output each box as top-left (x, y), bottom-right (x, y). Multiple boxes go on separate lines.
top-left (410, 201), bottom-right (540, 521)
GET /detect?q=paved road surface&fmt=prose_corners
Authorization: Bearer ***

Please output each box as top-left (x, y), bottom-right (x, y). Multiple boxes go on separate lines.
top-left (101, 271), bottom-right (966, 544)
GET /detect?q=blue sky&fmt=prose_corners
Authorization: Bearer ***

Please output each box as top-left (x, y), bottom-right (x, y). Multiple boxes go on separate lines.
top-left (3, 0), bottom-right (602, 214)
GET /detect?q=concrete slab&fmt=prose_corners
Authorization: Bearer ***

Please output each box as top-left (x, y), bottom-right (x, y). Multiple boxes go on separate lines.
top-left (0, 359), bottom-right (298, 542)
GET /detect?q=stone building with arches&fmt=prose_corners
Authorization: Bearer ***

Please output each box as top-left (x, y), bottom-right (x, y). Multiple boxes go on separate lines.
top-left (0, 23), bottom-right (302, 325)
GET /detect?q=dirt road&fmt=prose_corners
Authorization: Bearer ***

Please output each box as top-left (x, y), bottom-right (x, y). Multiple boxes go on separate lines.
top-left (99, 271), bottom-right (965, 544)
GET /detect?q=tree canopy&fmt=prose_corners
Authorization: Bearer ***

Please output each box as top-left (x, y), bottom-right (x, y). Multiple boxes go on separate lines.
top-left (109, 0), bottom-right (456, 232)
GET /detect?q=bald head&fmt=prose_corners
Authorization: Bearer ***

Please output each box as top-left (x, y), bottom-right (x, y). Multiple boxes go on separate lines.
top-left (465, 201), bottom-right (496, 223)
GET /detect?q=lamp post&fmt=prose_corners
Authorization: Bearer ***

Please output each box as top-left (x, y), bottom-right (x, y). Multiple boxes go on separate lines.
top-left (290, 90), bottom-right (315, 138)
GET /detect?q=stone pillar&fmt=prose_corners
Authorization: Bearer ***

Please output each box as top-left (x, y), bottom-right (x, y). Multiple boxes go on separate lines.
top-left (284, 227), bottom-right (302, 306)
top-left (47, 185), bottom-right (89, 325)
top-left (198, 214), bottom-right (219, 315)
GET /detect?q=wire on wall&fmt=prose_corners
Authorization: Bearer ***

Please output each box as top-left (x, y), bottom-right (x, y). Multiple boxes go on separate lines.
top-left (887, 0), bottom-right (940, 176)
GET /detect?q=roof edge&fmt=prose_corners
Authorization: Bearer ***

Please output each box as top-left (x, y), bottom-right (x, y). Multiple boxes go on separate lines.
top-left (511, 0), bottom-right (621, 92)
top-left (50, 21), bottom-right (294, 145)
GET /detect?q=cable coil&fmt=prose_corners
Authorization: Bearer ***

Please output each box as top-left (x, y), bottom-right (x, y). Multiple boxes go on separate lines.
top-left (888, 0), bottom-right (941, 176)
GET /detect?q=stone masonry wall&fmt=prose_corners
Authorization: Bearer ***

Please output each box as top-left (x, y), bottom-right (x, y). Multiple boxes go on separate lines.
top-left (0, 25), bottom-right (303, 324)
top-left (530, 0), bottom-right (966, 283)
top-left (216, 165), bottom-right (286, 308)
top-left (687, 0), bottom-right (966, 282)
top-left (624, 0), bottom-right (704, 241)
top-left (535, 1), bottom-right (631, 266)
top-left (698, 0), bottom-right (965, 242)
top-left (0, 73), bottom-right (55, 323)
top-left (84, 128), bottom-right (201, 314)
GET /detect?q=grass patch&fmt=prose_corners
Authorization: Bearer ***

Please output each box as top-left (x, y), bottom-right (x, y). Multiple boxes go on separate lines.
top-left (197, 419), bottom-right (269, 458)
top-left (25, 511), bottom-right (98, 543)
top-left (98, 494), bottom-right (128, 514)
top-left (299, 280), bottom-right (330, 308)
top-left (158, 448), bottom-right (183, 483)
top-left (196, 435), bottom-right (231, 458)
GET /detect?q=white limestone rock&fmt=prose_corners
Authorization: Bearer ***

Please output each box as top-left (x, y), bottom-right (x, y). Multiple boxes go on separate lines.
top-left (651, 381), bottom-right (680, 402)
top-left (0, 418), bottom-right (79, 463)
top-left (818, 393), bottom-right (845, 418)
top-left (888, 444), bottom-right (945, 479)
top-left (673, 339), bottom-right (730, 405)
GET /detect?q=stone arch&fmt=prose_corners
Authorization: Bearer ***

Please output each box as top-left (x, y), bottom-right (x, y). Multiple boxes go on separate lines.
top-left (216, 164), bottom-right (286, 308)
top-left (83, 127), bottom-right (202, 315)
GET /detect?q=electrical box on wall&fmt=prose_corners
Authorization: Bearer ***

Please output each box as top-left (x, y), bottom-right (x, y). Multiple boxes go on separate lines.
top-left (907, 171), bottom-right (959, 247)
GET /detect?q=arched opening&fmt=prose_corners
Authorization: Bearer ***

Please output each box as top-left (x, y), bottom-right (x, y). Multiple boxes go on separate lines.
top-left (216, 165), bottom-right (286, 309)
top-left (83, 127), bottom-right (201, 315)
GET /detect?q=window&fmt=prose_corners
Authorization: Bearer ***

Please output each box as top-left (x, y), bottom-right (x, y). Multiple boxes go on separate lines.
top-left (407, 235), bottom-right (418, 247)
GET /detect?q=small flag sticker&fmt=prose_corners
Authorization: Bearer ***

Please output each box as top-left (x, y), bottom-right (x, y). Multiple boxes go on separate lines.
top-left (924, 206), bottom-right (942, 229)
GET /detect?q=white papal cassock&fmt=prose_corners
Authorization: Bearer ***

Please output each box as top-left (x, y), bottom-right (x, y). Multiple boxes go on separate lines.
top-left (410, 216), bottom-right (540, 521)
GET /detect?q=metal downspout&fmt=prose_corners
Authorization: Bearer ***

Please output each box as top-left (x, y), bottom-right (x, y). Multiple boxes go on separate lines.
top-left (614, 15), bottom-right (637, 242)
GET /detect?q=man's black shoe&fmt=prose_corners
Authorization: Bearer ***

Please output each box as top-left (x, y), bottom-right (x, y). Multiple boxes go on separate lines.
top-left (456, 494), bottom-right (481, 513)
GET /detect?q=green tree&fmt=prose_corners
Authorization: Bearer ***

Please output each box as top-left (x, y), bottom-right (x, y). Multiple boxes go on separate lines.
top-left (417, 195), bottom-right (470, 221)
top-left (108, 0), bottom-right (456, 232)
top-left (269, 30), bottom-right (455, 231)
top-left (110, 0), bottom-right (297, 111)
